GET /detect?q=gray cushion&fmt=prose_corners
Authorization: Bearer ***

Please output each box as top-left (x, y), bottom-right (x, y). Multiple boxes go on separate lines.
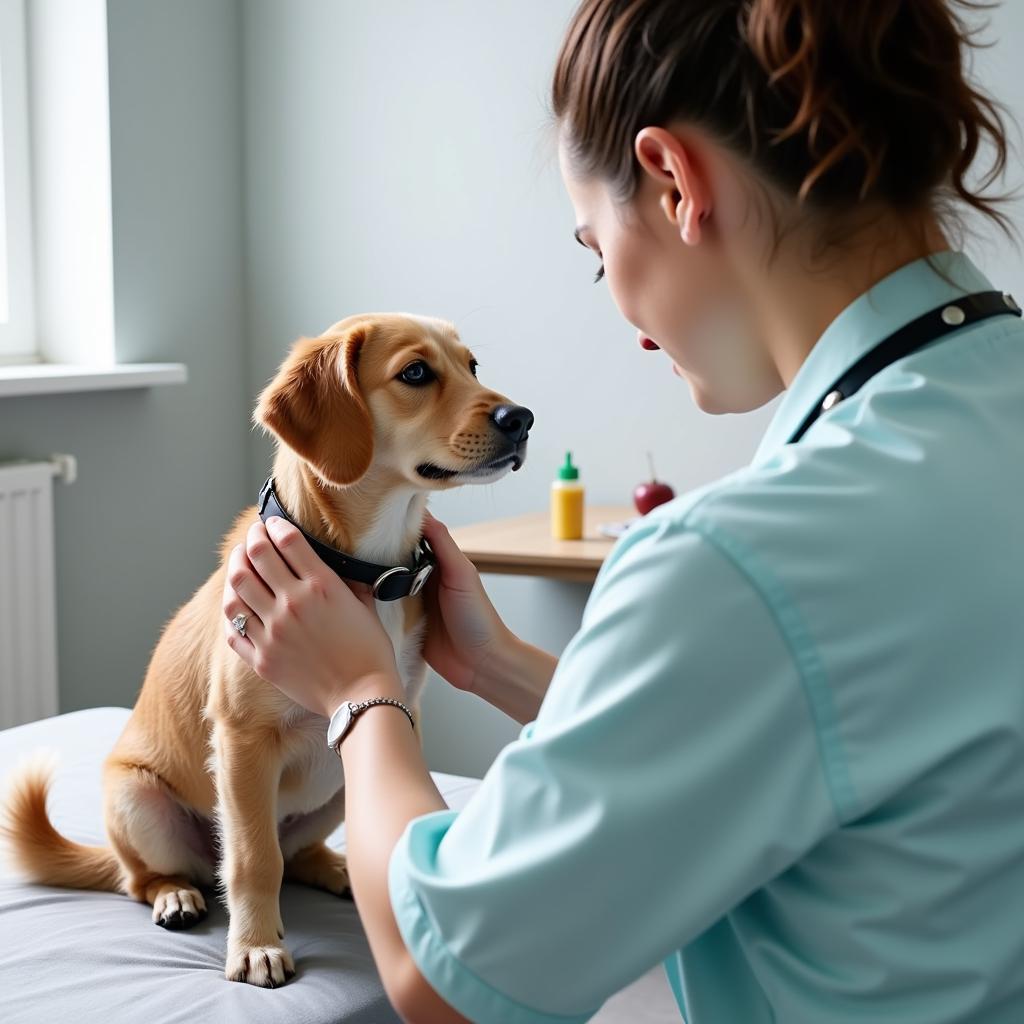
top-left (0, 707), bottom-right (480, 1024)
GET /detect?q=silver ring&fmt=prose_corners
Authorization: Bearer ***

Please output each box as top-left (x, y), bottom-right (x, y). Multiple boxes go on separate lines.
top-left (231, 613), bottom-right (248, 638)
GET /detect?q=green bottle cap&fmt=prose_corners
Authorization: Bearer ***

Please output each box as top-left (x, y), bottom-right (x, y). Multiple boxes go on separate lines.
top-left (558, 451), bottom-right (579, 481)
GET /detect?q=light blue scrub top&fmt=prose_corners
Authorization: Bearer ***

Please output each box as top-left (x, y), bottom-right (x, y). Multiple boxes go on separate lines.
top-left (388, 252), bottom-right (1024, 1023)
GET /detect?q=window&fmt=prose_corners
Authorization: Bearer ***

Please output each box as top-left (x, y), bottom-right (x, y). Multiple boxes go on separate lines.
top-left (0, 0), bottom-right (37, 362)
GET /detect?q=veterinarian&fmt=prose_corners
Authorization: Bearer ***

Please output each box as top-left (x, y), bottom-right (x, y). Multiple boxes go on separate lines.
top-left (223, 0), bottom-right (1024, 1021)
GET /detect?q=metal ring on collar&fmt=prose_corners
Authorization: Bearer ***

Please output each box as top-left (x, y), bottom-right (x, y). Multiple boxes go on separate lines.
top-left (371, 565), bottom-right (410, 600)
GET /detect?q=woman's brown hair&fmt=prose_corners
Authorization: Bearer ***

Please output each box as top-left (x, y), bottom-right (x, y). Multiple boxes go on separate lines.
top-left (552, 0), bottom-right (1012, 233)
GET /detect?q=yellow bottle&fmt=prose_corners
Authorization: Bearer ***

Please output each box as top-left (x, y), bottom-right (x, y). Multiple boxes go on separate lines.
top-left (551, 451), bottom-right (584, 540)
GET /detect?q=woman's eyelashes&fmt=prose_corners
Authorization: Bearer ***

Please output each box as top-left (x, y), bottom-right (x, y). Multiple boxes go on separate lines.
top-left (573, 229), bottom-right (604, 283)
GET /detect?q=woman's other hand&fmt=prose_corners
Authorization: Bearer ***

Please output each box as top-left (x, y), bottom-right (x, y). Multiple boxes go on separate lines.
top-left (419, 512), bottom-right (515, 695)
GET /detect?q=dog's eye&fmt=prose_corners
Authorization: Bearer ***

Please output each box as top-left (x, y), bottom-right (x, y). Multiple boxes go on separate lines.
top-left (398, 360), bottom-right (435, 386)
top-left (469, 359), bottom-right (478, 377)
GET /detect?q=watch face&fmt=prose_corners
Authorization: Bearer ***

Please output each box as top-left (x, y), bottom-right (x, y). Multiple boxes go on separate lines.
top-left (327, 702), bottom-right (355, 748)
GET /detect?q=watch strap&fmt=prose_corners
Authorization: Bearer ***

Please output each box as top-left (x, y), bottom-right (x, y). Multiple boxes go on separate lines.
top-left (328, 697), bottom-right (415, 752)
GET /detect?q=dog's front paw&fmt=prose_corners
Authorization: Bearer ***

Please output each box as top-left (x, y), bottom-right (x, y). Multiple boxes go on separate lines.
top-left (226, 942), bottom-right (295, 988)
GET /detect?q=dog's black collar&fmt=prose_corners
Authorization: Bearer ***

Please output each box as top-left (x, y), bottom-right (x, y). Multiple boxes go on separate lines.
top-left (258, 477), bottom-right (435, 602)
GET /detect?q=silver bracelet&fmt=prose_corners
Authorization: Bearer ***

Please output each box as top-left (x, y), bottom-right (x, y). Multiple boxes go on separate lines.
top-left (326, 696), bottom-right (415, 752)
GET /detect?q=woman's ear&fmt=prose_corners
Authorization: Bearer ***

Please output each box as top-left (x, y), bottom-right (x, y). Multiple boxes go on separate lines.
top-left (634, 126), bottom-right (710, 246)
top-left (255, 325), bottom-right (374, 486)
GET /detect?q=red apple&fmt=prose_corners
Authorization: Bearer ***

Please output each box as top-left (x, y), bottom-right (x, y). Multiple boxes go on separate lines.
top-left (634, 453), bottom-right (675, 515)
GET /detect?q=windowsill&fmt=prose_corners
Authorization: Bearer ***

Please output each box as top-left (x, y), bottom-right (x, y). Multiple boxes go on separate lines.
top-left (0, 361), bottom-right (188, 398)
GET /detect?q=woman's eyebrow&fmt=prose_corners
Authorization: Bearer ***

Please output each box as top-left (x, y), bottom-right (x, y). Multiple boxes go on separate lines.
top-left (573, 226), bottom-right (590, 247)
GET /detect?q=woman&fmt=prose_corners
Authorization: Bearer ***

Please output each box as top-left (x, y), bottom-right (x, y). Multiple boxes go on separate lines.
top-left (223, 1), bottom-right (1024, 1021)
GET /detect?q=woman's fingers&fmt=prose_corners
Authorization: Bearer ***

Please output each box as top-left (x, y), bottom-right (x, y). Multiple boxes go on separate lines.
top-left (224, 624), bottom-right (255, 668)
top-left (421, 512), bottom-right (477, 588)
top-left (225, 541), bottom-right (275, 618)
top-left (348, 580), bottom-right (378, 611)
top-left (421, 511), bottom-right (452, 549)
top-left (265, 517), bottom-right (327, 581)
top-left (222, 586), bottom-right (262, 639)
top-left (221, 571), bottom-right (261, 666)
top-left (246, 520), bottom-right (300, 592)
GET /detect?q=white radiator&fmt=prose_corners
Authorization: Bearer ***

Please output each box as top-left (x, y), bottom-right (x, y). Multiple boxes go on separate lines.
top-left (0, 456), bottom-right (75, 729)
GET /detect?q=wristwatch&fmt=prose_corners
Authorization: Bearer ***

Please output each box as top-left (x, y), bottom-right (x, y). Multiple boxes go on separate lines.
top-left (327, 697), bottom-right (415, 752)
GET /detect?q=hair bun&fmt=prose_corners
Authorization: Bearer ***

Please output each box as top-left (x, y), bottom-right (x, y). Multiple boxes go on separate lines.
top-left (553, 0), bottom-right (1012, 235)
top-left (745, 0), bottom-right (1009, 219)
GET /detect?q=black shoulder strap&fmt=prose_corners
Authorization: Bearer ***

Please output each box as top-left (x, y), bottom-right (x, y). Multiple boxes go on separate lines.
top-left (789, 290), bottom-right (1021, 445)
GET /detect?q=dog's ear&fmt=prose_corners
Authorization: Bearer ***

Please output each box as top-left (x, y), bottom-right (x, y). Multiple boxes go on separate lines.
top-left (255, 325), bottom-right (374, 486)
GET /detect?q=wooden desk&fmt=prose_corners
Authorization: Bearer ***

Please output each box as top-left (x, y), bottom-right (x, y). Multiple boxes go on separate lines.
top-left (450, 506), bottom-right (635, 584)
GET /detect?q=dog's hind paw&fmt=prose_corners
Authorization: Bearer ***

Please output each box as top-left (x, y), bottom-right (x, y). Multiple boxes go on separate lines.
top-left (151, 883), bottom-right (207, 930)
top-left (285, 842), bottom-right (350, 897)
top-left (226, 943), bottom-right (296, 988)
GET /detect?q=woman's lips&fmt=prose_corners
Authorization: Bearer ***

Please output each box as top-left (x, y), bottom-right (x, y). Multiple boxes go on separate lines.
top-left (638, 334), bottom-right (660, 351)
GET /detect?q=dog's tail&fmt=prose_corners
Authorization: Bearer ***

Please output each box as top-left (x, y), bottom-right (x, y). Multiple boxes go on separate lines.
top-left (1, 753), bottom-right (123, 893)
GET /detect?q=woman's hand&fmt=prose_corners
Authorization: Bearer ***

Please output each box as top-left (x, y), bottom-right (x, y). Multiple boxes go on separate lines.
top-left (421, 513), bottom-right (559, 724)
top-left (419, 512), bottom-right (515, 694)
top-left (222, 516), bottom-right (402, 718)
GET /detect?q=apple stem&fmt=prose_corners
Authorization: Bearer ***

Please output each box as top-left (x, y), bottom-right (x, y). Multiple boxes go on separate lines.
top-left (646, 451), bottom-right (657, 481)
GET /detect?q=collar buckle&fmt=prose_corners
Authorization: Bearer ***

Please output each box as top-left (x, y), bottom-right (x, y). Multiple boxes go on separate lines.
top-left (371, 565), bottom-right (409, 601)
top-left (409, 562), bottom-right (434, 597)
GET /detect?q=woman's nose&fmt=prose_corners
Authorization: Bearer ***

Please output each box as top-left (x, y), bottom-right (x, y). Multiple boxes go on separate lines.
top-left (490, 404), bottom-right (535, 443)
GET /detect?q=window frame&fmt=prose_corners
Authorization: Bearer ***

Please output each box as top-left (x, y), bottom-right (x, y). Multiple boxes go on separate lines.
top-left (0, 0), bottom-right (37, 363)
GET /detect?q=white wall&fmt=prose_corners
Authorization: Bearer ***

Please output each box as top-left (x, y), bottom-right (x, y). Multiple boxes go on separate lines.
top-left (963, 3), bottom-right (1024, 287)
top-left (1, 0), bottom-right (250, 713)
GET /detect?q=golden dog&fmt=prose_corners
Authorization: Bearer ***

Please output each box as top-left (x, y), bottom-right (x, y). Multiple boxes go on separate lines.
top-left (1, 313), bottom-right (532, 987)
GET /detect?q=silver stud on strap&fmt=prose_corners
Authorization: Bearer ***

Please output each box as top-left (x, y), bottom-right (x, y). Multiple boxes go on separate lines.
top-left (821, 389), bottom-right (843, 412)
top-left (1004, 292), bottom-right (1021, 314)
top-left (941, 304), bottom-right (966, 326)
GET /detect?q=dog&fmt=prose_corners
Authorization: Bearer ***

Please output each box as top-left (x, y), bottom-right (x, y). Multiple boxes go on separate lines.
top-left (1, 313), bottom-right (533, 987)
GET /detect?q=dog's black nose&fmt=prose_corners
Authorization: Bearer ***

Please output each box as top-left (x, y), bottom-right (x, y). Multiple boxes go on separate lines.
top-left (491, 404), bottom-right (534, 443)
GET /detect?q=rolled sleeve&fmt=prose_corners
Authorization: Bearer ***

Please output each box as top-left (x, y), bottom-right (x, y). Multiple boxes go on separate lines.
top-left (389, 811), bottom-right (594, 1024)
top-left (389, 513), bottom-right (840, 1022)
